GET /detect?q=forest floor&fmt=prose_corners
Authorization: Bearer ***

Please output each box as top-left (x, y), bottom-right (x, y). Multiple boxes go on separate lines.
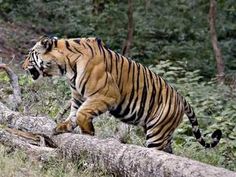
top-left (0, 20), bottom-right (39, 66)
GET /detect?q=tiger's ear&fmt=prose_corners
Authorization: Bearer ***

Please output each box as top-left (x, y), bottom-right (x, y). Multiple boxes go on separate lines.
top-left (39, 35), bottom-right (53, 52)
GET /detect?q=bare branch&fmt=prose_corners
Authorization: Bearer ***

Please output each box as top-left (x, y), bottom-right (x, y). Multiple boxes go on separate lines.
top-left (55, 99), bottom-right (72, 123)
top-left (0, 63), bottom-right (22, 110)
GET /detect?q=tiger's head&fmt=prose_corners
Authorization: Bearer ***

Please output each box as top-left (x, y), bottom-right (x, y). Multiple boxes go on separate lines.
top-left (22, 35), bottom-right (66, 80)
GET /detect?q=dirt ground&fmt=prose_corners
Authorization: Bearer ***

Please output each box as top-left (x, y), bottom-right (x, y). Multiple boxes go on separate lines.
top-left (0, 20), bottom-right (39, 70)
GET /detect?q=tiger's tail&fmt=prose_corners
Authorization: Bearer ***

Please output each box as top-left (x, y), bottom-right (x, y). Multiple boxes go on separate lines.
top-left (183, 98), bottom-right (222, 148)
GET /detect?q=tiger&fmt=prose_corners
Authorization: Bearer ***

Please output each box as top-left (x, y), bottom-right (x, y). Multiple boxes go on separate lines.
top-left (22, 35), bottom-right (222, 153)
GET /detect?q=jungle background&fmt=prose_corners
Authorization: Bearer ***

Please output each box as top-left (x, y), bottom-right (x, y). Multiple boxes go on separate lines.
top-left (0, 0), bottom-right (235, 176)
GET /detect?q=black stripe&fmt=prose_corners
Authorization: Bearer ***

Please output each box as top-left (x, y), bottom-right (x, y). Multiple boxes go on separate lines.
top-left (136, 63), bottom-right (141, 91)
top-left (97, 109), bottom-right (104, 115)
top-left (101, 45), bottom-right (106, 60)
top-left (103, 49), bottom-right (108, 72)
top-left (147, 142), bottom-right (163, 148)
top-left (70, 83), bottom-right (76, 90)
top-left (157, 76), bottom-right (163, 104)
top-left (88, 87), bottom-right (102, 97)
top-left (54, 39), bottom-right (58, 48)
top-left (96, 38), bottom-right (102, 45)
top-left (86, 43), bottom-right (94, 57)
top-left (77, 60), bottom-right (91, 88)
top-left (104, 72), bottom-right (108, 85)
top-left (96, 38), bottom-right (103, 54)
top-left (121, 112), bottom-right (137, 124)
top-left (136, 66), bottom-right (148, 121)
top-left (106, 48), bottom-right (113, 73)
top-left (66, 56), bottom-right (74, 70)
top-left (65, 40), bottom-right (76, 53)
top-left (131, 94), bottom-right (139, 113)
top-left (57, 64), bottom-right (65, 75)
top-left (73, 105), bottom-right (79, 109)
top-left (194, 129), bottom-right (201, 139)
top-left (106, 48), bottom-right (113, 59)
top-left (144, 67), bottom-right (150, 89)
top-left (73, 47), bottom-right (83, 55)
top-left (189, 113), bottom-right (198, 126)
top-left (80, 75), bottom-right (90, 96)
top-left (110, 95), bottom-right (126, 117)
top-left (127, 59), bottom-right (132, 76)
top-left (130, 62), bottom-right (138, 113)
top-left (74, 39), bottom-right (80, 44)
top-left (118, 56), bottom-right (124, 87)
top-left (71, 64), bottom-right (77, 75)
top-left (82, 43), bottom-right (86, 48)
top-left (145, 70), bottom-right (156, 123)
top-left (78, 72), bottom-right (87, 88)
top-left (115, 53), bottom-right (119, 78)
top-left (73, 98), bottom-right (82, 107)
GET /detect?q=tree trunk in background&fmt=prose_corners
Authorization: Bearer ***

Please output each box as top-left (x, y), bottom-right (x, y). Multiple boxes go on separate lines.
top-left (122, 0), bottom-right (134, 57)
top-left (208, 0), bottom-right (225, 84)
top-left (144, 0), bottom-right (150, 14)
top-left (92, 0), bottom-right (105, 15)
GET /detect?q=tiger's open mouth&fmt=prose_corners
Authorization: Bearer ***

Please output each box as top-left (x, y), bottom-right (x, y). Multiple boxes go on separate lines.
top-left (29, 67), bottom-right (40, 80)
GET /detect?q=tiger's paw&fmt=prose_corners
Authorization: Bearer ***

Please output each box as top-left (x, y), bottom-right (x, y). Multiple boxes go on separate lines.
top-left (53, 121), bottom-right (74, 135)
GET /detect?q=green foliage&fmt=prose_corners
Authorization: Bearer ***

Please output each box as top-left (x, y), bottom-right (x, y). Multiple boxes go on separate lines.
top-left (0, 0), bottom-right (235, 78)
top-left (0, 71), bottom-right (10, 83)
top-left (19, 75), bottom-right (71, 118)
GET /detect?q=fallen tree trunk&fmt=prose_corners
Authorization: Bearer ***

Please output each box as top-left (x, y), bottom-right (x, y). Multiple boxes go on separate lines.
top-left (0, 102), bottom-right (235, 177)
top-left (0, 128), bottom-right (58, 162)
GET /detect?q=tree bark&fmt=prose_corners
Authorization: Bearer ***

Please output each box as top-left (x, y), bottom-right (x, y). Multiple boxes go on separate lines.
top-left (0, 129), bottom-right (58, 162)
top-left (208, 0), bottom-right (225, 84)
top-left (0, 102), bottom-right (235, 177)
top-left (122, 0), bottom-right (134, 57)
top-left (92, 0), bottom-right (105, 15)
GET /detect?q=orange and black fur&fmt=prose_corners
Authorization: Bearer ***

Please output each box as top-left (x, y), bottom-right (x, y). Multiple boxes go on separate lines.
top-left (22, 36), bottom-right (222, 153)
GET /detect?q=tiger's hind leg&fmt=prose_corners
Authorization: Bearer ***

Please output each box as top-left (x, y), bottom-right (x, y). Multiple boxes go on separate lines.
top-left (162, 137), bottom-right (173, 153)
top-left (145, 132), bottom-right (173, 154)
top-left (145, 110), bottom-right (183, 154)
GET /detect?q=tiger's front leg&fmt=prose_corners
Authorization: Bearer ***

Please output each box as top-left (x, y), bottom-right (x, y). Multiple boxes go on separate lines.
top-left (54, 62), bottom-right (121, 135)
top-left (53, 95), bottom-right (119, 135)
top-left (53, 90), bottom-right (82, 135)
top-left (53, 119), bottom-right (75, 135)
